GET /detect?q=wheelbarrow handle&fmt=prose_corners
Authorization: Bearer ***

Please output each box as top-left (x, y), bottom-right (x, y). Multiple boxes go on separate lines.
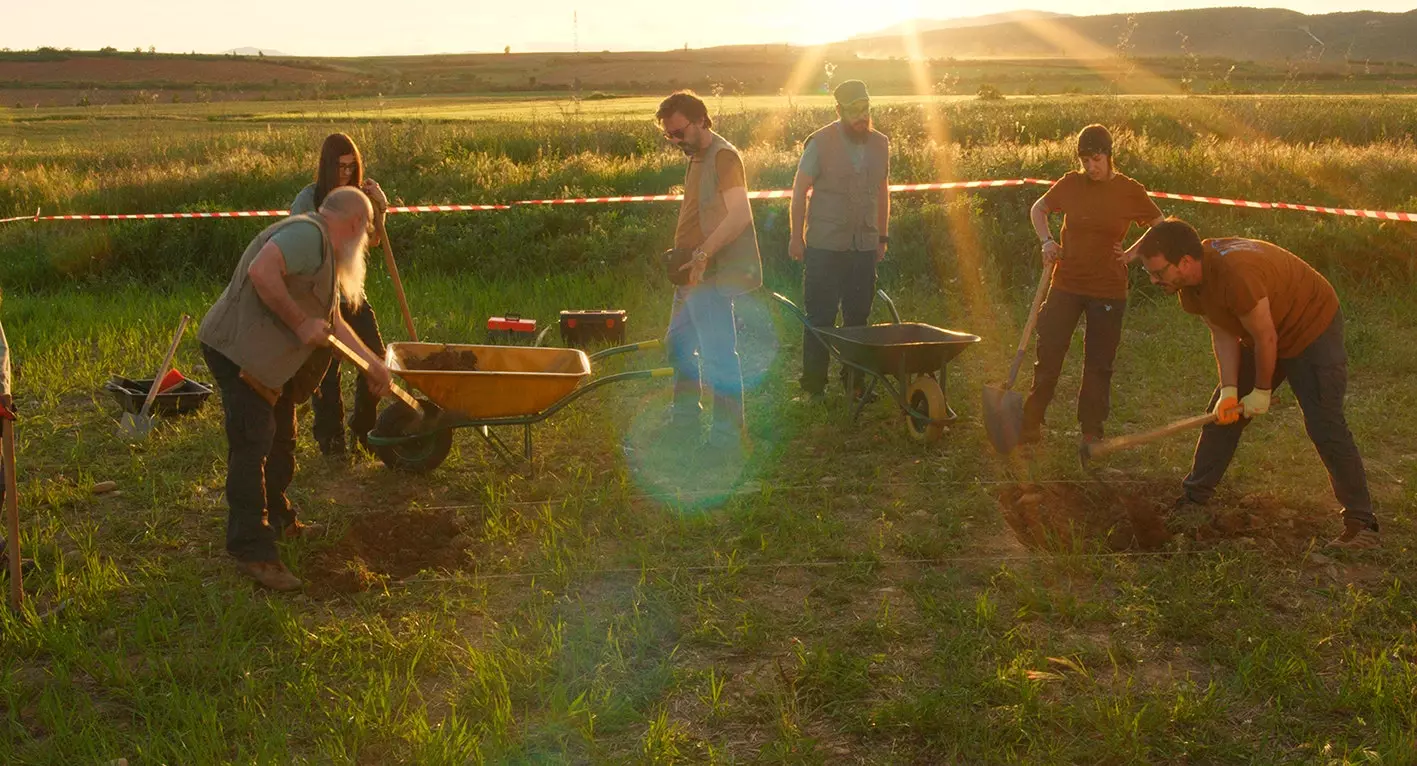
top-left (326, 335), bottom-right (423, 412)
top-left (769, 291), bottom-right (810, 323)
top-left (876, 289), bottom-right (902, 324)
top-left (589, 338), bottom-right (663, 362)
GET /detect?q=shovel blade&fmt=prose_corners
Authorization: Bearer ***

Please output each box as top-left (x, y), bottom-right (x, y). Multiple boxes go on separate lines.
top-left (118, 412), bottom-right (155, 438)
top-left (982, 384), bottom-right (1025, 454)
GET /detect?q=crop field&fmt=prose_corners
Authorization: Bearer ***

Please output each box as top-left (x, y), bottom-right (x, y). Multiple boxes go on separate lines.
top-left (1, 94), bottom-right (1415, 763)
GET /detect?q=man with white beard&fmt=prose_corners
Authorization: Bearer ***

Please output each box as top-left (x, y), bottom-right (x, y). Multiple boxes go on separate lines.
top-left (199, 186), bottom-right (393, 591)
top-left (789, 79), bottom-right (891, 400)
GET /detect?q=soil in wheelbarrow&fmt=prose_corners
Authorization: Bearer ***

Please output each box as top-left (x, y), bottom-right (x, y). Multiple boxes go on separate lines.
top-left (304, 508), bottom-right (471, 597)
top-left (418, 348), bottom-right (481, 371)
top-left (995, 481), bottom-right (1335, 552)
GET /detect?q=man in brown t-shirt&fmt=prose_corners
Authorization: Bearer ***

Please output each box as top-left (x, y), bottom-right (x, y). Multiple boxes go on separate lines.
top-left (1023, 124), bottom-right (1163, 447)
top-left (1136, 218), bottom-right (1379, 549)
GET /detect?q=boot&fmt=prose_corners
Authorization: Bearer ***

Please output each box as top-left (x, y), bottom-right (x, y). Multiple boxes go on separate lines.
top-left (235, 559), bottom-right (302, 591)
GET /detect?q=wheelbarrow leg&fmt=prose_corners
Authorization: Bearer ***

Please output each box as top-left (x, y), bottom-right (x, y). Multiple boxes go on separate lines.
top-left (524, 425), bottom-right (535, 477)
top-left (939, 363), bottom-right (959, 423)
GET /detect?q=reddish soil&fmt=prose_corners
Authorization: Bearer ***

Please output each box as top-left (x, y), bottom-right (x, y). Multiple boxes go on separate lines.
top-left (995, 481), bottom-right (1335, 552)
top-left (0, 58), bottom-right (353, 85)
top-left (305, 508), bottom-right (470, 597)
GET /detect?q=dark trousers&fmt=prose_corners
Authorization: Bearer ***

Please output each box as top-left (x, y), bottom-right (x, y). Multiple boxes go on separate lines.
top-left (665, 284), bottom-right (745, 437)
top-left (203, 343), bottom-right (300, 563)
top-left (311, 300), bottom-right (385, 448)
top-left (800, 247), bottom-right (877, 394)
top-left (1022, 288), bottom-right (1126, 439)
top-left (1182, 311), bottom-right (1376, 529)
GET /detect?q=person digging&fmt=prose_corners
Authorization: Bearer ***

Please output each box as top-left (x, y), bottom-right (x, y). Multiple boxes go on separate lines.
top-left (1136, 218), bottom-right (1380, 550)
top-left (199, 187), bottom-right (394, 591)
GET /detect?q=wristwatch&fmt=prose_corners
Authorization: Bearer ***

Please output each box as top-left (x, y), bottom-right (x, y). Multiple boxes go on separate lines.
top-left (692, 248), bottom-right (708, 264)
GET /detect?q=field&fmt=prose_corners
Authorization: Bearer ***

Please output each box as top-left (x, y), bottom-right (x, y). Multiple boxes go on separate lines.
top-left (1, 94), bottom-right (1416, 763)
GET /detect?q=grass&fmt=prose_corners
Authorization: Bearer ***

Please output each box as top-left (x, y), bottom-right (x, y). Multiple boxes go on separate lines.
top-left (1, 94), bottom-right (1415, 763)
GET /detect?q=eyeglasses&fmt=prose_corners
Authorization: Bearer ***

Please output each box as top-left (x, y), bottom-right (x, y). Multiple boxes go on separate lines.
top-left (840, 100), bottom-right (870, 117)
top-left (1145, 261), bottom-right (1176, 280)
top-left (338, 161), bottom-right (358, 172)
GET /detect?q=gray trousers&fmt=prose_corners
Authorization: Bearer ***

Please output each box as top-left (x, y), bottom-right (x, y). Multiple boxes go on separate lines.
top-left (1182, 311), bottom-right (1376, 530)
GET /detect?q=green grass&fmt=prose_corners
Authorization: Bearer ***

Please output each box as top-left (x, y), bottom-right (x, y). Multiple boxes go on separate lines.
top-left (1, 95), bottom-right (1416, 763)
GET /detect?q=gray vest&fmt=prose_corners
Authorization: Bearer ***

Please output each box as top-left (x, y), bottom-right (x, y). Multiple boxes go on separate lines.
top-left (804, 123), bottom-right (889, 252)
top-left (198, 214), bottom-right (338, 393)
top-left (695, 133), bottom-right (763, 297)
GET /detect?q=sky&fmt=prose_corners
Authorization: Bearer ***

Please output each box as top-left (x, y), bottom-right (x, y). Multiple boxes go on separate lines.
top-left (3, 1), bottom-right (1414, 57)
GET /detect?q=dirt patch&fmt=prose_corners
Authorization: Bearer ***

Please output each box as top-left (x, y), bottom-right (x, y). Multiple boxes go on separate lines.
top-left (996, 482), bottom-right (1336, 552)
top-left (305, 508), bottom-right (471, 597)
top-left (417, 348), bottom-right (481, 372)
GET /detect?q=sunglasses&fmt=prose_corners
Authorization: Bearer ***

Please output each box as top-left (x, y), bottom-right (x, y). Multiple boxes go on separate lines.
top-left (663, 125), bottom-right (690, 141)
top-left (840, 100), bottom-right (870, 117)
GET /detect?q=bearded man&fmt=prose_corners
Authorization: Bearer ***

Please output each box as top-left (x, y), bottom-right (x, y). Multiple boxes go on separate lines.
top-left (199, 186), bottom-right (393, 590)
top-left (788, 79), bottom-right (891, 400)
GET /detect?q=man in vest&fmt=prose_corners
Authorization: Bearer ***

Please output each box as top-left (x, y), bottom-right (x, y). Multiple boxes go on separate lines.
top-left (1136, 218), bottom-right (1380, 550)
top-left (655, 90), bottom-right (763, 454)
top-left (789, 79), bottom-right (890, 400)
top-left (199, 187), bottom-right (394, 590)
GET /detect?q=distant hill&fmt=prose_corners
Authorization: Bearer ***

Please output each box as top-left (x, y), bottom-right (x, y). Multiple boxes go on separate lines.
top-left (852, 11), bottom-right (1071, 40)
top-left (843, 7), bottom-right (1417, 63)
top-left (224, 47), bottom-right (286, 56)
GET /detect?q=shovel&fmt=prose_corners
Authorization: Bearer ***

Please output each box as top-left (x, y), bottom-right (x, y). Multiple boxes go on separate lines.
top-left (375, 214), bottom-right (418, 342)
top-left (2, 400), bottom-right (21, 611)
top-left (326, 334), bottom-right (431, 434)
top-left (1079, 411), bottom-right (1217, 470)
top-left (120, 314), bottom-right (190, 439)
top-left (983, 263), bottom-right (1054, 454)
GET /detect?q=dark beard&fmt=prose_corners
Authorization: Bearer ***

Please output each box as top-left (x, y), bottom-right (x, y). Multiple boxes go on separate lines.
top-left (843, 119), bottom-right (871, 142)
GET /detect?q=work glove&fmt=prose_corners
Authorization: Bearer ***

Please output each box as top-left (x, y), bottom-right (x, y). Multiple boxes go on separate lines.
top-left (1211, 386), bottom-right (1241, 425)
top-left (1240, 388), bottom-right (1271, 417)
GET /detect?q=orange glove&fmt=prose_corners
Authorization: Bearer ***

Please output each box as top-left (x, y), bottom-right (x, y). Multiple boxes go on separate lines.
top-left (1211, 385), bottom-right (1242, 426)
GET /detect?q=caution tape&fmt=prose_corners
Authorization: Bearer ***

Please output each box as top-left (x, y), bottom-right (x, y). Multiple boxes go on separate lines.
top-left (4, 178), bottom-right (1417, 223)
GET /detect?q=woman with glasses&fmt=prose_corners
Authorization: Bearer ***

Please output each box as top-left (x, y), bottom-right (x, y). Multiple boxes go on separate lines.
top-left (289, 132), bottom-right (391, 457)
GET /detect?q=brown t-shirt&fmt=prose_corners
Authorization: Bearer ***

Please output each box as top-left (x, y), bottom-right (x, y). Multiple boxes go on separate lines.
top-left (674, 150), bottom-right (746, 251)
top-left (1042, 171), bottom-right (1162, 299)
top-left (1178, 238), bottom-right (1340, 358)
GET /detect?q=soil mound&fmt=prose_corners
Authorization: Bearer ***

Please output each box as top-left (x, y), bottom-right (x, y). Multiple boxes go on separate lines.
top-left (305, 508), bottom-right (470, 596)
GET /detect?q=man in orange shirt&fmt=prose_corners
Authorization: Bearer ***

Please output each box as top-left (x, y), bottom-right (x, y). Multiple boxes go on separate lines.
top-left (1024, 125), bottom-right (1164, 448)
top-left (1136, 218), bottom-right (1379, 549)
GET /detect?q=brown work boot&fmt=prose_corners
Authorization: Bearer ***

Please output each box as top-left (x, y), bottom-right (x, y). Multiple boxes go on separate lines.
top-left (1325, 520), bottom-right (1381, 550)
top-left (235, 559), bottom-right (303, 591)
top-left (280, 519), bottom-right (325, 541)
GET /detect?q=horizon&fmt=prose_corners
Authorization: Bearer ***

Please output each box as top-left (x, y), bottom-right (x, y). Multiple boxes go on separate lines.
top-left (4, 1), bottom-right (1415, 58)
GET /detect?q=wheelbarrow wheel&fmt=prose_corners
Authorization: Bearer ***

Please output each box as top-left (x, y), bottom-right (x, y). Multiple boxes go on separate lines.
top-left (905, 376), bottom-right (947, 443)
top-left (370, 400), bottom-right (454, 473)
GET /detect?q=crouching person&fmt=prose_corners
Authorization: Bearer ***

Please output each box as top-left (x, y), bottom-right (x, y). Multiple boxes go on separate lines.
top-left (199, 187), bottom-right (393, 590)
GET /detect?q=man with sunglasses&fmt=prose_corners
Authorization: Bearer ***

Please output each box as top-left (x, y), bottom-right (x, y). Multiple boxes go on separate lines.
top-left (788, 80), bottom-right (891, 401)
top-left (1136, 218), bottom-right (1379, 550)
top-left (655, 90), bottom-right (762, 455)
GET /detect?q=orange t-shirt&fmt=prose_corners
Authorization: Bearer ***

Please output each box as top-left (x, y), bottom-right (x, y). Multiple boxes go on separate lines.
top-left (1178, 238), bottom-right (1340, 358)
top-left (674, 150), bottom-right (746, 251)
top-left (1042, 171), bottom-right (1162, 300)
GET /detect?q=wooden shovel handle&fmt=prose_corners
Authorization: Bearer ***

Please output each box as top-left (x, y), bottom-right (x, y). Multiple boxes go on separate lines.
top-left (1088, 412), bottom-right (1218, 460)
top-left (1004, 262), bottom-right (1055, 389)
top-left (139, 314), bottom-right (190, 419)
top-left (4, 419), bottom-right (22, 611)
top-left (325, 335), bottom-right (421, 411)
top-left (376, 217), bottom-right (418, 342)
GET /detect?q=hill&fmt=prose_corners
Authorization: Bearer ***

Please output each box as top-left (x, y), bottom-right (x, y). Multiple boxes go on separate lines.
top-left (852, 10), bottom-right (1071, 40)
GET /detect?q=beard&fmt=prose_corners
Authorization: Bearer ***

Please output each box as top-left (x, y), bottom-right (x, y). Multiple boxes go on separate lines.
top-left (843, 117), bottom-right (871, 142)
top-left (336, 229), bottom-right (369, 307)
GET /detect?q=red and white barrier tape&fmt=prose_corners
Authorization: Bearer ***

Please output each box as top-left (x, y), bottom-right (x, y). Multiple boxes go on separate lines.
top-left (5, 178), bottom-right (1417, 223)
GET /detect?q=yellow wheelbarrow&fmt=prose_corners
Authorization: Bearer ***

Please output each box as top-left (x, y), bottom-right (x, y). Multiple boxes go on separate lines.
top-left (365, 340), bottom-right (671, 473)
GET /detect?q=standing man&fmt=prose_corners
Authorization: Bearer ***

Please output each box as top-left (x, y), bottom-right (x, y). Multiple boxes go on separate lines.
top-left (1136, 218), bottom-right (1380, 549)
top-left (655, 90), bottom-right (762, 454)
top-left (789, 79), bottom-right (890, 400)
top-left (199, 187), bottom-right (394, 591)
top-left (1024, 124), bottom-right (1164, 448)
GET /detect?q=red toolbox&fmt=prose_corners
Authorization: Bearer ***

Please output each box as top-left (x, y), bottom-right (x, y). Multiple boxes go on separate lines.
top-left (559, 310), bottom-right (627, 348)
top-left (487, 315), bottom-right (538, 345)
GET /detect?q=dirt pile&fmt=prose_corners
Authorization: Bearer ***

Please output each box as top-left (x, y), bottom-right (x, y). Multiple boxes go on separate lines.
top-left (996, 481), bottom-right (1336, 552)
top-left (418, 348), bottom-right (480, 372)
top-left (305, 508), bottom-right (471, 596)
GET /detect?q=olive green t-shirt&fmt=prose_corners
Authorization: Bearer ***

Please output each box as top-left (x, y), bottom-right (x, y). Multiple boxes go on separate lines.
top-left (269, 219), bottom-right (327, 276)
top-left (673, 150), bottom-right (746, 251)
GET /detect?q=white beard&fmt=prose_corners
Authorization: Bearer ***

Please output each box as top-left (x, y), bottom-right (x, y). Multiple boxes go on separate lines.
top-left (336, 230), bottom-right (369, 307)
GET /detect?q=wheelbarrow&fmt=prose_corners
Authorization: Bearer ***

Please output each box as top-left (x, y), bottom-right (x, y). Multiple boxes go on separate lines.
top-left (771, 291), bottom-right (981, 442)
top-left (364, 339), bottom-right (671, 473)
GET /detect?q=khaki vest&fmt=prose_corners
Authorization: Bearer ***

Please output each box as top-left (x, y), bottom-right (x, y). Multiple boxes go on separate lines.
top-left (695, 133), bottom-right (763, 297)
top-left (198, 214), bottom-right (338, 397)
top-left (804, 123), bottom-right (889, 252)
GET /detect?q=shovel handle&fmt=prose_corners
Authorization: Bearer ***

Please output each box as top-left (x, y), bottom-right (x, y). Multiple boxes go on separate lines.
top-left (325, 335), bottom-right (422, 412)
top-left (1087, 411), bottom-right (1218, 461)
top-left (139, 314), bottom-right (190, 419)
top-left (4, 418), bottom-right (21, 611)
top-left (1004, 262), bottom-right (1055, 389)
top-left (376, 216), bottom-right (418, 342)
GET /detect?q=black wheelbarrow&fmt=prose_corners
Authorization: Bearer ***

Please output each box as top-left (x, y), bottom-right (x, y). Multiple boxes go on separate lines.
top-left (771, 291), bottom-right (981, 442)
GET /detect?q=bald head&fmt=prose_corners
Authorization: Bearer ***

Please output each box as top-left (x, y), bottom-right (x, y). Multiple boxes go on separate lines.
top-left (319, 186), bottom-right (374, 226)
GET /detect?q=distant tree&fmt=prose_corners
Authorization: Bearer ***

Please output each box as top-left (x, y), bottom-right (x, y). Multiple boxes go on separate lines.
top-left (258, 50), bottom-right (265, 57)
top-left (504, 45), bottom-right (511, 55)
top-left (976, 83), bottom-right (1005, 100)
top-left (148, 45), bottom-right (156, 54)
top-left (99, 46), bottom-right (117, 54)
